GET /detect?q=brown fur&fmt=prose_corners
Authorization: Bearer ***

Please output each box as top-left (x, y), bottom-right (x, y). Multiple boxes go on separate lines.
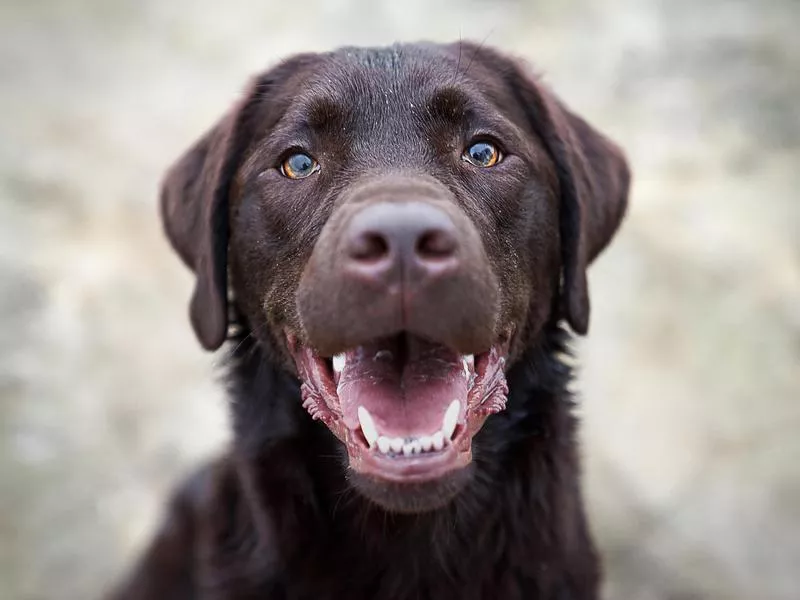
top-left (109, 42), bottom-right (630, 599)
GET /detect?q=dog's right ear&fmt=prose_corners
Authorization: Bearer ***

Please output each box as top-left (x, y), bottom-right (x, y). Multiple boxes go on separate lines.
top-left (161, 55), bottom-right (316, 351)
top-left (160, 104), bottom-right (243, 350)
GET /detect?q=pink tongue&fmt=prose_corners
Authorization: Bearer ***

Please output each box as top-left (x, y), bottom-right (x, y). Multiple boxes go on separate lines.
top-left (337, 337), bottom-right (467, 437)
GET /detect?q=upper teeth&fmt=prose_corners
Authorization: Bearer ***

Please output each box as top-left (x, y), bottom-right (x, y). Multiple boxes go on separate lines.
top-left (332, 353), bottom-right (346, 373)
top-left (462, 354), bottom-right (474, 379)
top-left (357, 399), bottom-right (462, 456)
top-left (374, 350), bottom-right (393, 361)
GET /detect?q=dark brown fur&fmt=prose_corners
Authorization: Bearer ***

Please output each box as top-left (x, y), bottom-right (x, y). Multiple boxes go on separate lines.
top-left (110, 42), bottom-right (629, 599)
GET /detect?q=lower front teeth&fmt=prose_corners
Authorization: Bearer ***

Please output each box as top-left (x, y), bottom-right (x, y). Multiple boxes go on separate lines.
top-left (358, 403), bottom-right (462, 456)
top-left (371, 429), bottom-right (449, 456)
top-left (377, 435), bottom-right (440, 456)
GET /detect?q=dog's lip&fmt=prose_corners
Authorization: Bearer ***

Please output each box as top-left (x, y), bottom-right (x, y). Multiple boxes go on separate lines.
top-left (348, 439), bottom-right (470, 483)
top-left (287, 330), bottom-right (510, 484)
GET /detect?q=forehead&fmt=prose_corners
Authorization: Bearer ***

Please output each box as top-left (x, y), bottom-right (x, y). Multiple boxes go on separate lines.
top-left (318, 45), bottom-right (461, 97)
top-left (281, 44), bottom-right (517, 133)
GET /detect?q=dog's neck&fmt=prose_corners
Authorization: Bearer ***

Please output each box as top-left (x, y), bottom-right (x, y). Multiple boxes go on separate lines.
top-left (223, 324), bottom-right (597, 589)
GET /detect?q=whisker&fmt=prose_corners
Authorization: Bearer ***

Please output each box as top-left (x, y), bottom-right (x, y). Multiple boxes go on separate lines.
top-left (213, 321), bottom-right (272, 369)
top-left (460, 29), bottom-right (495, 82)
top-left (450, 33), bottom-right (463, 86)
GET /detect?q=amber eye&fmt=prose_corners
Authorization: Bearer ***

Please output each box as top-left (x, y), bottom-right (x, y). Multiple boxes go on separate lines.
top-left (463, 141), bottom-right (501, 168)
top-left (280, 152), bottom-right (320, 179)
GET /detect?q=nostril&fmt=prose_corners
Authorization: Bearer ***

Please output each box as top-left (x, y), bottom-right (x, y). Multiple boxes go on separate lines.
top-left (416, 229), bottom-right (457, 260)
top-left (350, 232), bottom-right (390, 263)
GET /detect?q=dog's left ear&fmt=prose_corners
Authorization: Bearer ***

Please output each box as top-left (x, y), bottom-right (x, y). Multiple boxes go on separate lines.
top-left (489, 51), bottom-right (631, 334)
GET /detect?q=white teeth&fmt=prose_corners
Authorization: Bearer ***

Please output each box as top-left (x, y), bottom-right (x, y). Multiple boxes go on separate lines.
top-left (332, 353), bottom-right (346, 373)
top-left (373, 432), bottom-right (443, 455)
top-left (390, 437), bottom-right (404, 453)
top-left (358, 406), bottom-right (378, 447)
top-left (364, 404), bottom-right (459, 455)
top-left (442, 399), bottom-right (460, 440)
top-left (462, 354), bottom-right (474, 379)
top-left (462, 354), bottom-right (475, 381)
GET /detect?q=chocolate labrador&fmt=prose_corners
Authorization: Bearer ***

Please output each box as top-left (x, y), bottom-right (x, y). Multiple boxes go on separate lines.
top-left (109, 42), bottom-right (629, 599)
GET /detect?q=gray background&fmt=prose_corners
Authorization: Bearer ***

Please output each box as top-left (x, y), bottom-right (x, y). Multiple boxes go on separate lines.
top-left (1, 0), bottom-right (798, 598)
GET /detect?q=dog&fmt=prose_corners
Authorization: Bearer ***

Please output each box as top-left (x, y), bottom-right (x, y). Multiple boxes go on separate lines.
top-left (109, 42), bottom-right (629, 599)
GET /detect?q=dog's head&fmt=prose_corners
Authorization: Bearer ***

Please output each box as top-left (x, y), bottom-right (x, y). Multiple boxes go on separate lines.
top-left (161, 43), bottom-right (629, 512)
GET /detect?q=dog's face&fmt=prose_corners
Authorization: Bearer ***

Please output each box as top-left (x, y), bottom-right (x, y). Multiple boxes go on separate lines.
top-left (161, 43), bottom-right (629, 512)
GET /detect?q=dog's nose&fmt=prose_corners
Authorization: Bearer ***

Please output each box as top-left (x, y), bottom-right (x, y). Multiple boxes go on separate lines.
top-left (345, 202), bottom-right (459, 281)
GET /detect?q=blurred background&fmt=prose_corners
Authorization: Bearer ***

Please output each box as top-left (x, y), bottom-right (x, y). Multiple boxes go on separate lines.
top-left (1, 0), bottom-right (798, 598)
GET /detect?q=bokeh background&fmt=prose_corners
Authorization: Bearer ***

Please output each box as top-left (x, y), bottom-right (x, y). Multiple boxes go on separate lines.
top-left (1, 0), bottom-right (798, 598)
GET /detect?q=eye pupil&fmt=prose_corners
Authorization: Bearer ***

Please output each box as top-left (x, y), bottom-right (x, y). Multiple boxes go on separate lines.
top-left (465, 141), bottom-right (500, 167)
top-left (470, 143), bottom-right (492, 163)
top-left (290, 154), bottom-right (312, 173)
top-left (282, 152), bottom-right (319, 179)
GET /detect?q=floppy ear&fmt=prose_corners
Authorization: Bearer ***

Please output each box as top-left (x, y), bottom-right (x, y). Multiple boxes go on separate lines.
top-left (160, 81), bottom-right (266, 350)
top-left (504, 60), bottom-right (631, 334)
top-left (162, 110), bottom-right (239, 350)
top-left (162, 54), bottom-right (321, 350)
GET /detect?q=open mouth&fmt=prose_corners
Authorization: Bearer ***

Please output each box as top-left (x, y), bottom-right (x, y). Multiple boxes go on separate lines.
top-left (287, 331), bottom-right (510, 483)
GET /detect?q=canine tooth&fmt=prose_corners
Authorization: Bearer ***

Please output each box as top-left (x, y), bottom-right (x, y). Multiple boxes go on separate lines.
top-left (419, 435), bottom-right (433, 452)
top-left (377, 436), bottom-right (391, 454)
top-left (332, 353), bottom-right (346, 373)
top-left (357, 406), bottom-right (378, 447)
top-left (442, 399), bottom-right (460, 440)
top-left (390, 437), bottom-right (404, 453)
top-left (462, 354), bottom-right (474, 379)
top-left (432, 431), bottom-right (445, 451)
